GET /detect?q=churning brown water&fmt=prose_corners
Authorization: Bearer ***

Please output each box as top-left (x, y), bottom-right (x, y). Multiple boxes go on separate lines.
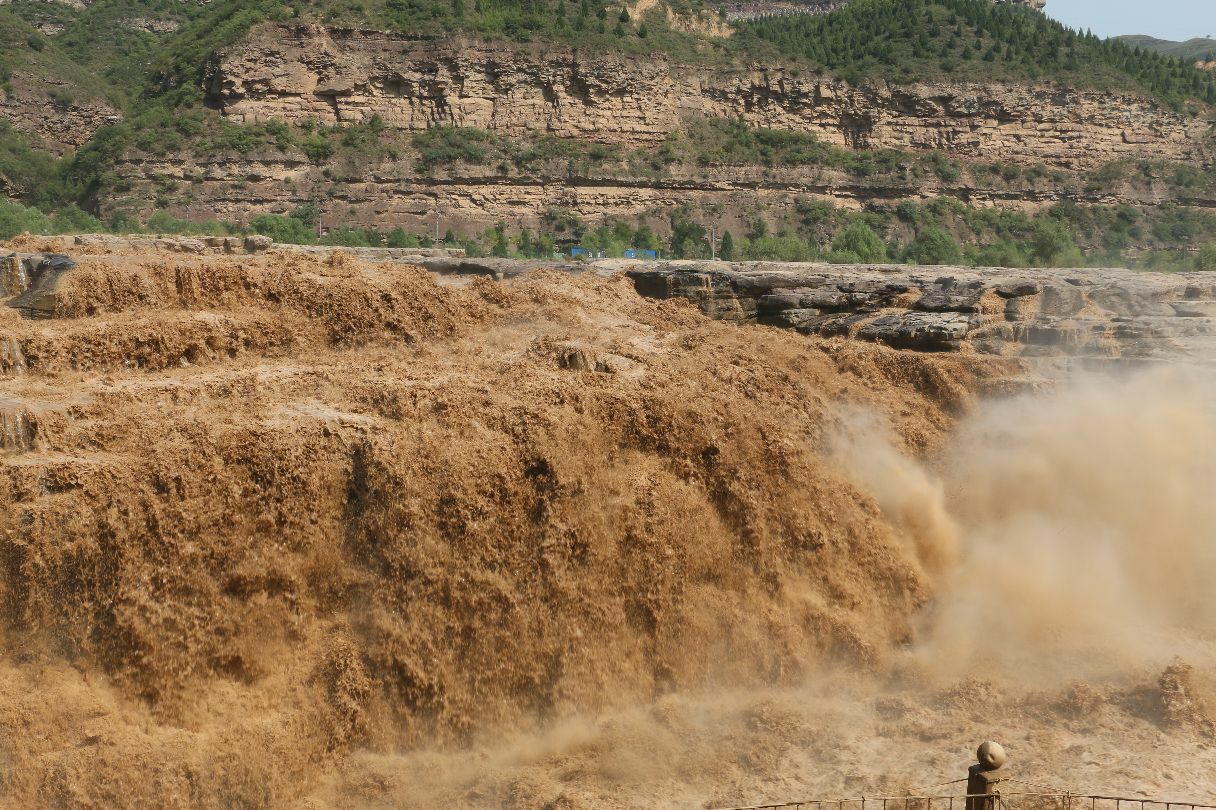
top-left (914, 369), bottom-right (1216, 681)
top-left (1, 241), bottom-right (1213, 808)
top-left (841, 368), bottom-right (1216, 681)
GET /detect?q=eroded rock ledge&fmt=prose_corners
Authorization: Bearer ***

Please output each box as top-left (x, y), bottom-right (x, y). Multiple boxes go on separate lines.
top-left (208, 23), bottom-right (1208, 170)
top-left (8, 238), bottom-right (1214, 361)
top-left (624, 261), bottom-right (1216, 360)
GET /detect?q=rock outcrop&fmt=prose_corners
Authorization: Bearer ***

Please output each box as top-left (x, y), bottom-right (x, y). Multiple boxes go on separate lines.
top-left (21, 233), bottom-right (466, 262)
top-left (9, 240), bottom-right (1214, 360)
top-left (624, 261), bottom-right (1216, 359)
top-left (207, 23), bottom-right (1207, 170)
top-left (0, 77), bottom-right (120, 156)
top-left (105, 147), bottom-right (1216, 242)
top-left (2, 252), bottom-right (76, 317)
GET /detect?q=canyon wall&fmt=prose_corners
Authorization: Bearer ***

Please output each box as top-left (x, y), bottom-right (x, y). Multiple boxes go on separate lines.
top-left (208, 23), bottom-right (1211, 170)
top-left (107, 148), bottom-right (1213, 238)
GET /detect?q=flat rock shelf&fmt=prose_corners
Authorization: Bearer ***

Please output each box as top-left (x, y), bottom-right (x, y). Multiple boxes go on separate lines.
top-left (621, 260), bottom-right (1216, 361)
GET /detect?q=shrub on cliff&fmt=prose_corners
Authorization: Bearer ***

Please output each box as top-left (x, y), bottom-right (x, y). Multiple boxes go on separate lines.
top-left (251, 213), bottom-right (315, 244)
top-left (302, 134), bottom-right (336, 164)
top-left (413, 126), bottom-right (500, 172)
top-left (0, 198), bottom-right (50, 239)
top-left (679, 118), bottom-right (908, 177)
top-left (1196, 244), bottom-right (1216, 272)
top-left (829, 221), bottom-right (887, 264)
top-left (0, 123), bottom-right (60, 206)
top-left (906, 226), bottom-right (962, 265)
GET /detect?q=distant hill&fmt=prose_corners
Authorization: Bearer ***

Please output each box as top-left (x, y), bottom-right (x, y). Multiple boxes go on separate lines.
top-left (1118, 35), bottom-right (1216, 62)
top-left (750, 1), bottom-right (1216, 105)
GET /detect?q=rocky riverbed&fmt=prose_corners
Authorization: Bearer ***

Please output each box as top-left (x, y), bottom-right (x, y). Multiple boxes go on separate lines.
top-left (8, 237), bottom-right (1215, 361)
top-left (621, 261), bottom-right (1216, 361)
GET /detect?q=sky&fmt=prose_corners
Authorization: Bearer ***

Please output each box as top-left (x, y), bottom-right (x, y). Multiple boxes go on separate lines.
top-left (1045, 0), bottom-right (1216, 41)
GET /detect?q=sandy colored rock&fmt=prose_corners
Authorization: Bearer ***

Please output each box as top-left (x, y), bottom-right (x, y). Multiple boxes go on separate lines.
top-left (209, 23), bottom-right (1206, 170)
top-left (625, 260), bottom-right (1216, 358)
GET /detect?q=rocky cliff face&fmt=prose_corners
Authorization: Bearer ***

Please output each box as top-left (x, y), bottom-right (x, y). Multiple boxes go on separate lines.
top-left (208, 23), bottom-right (1209, 170)
top-left (105, 146), bottom-right (1216, 240)
top-left (0, 76), bottom-right (120, 157)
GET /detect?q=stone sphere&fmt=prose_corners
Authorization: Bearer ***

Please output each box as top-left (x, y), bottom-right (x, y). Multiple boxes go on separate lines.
top-left (976, 741), bottom-right (1007, 770)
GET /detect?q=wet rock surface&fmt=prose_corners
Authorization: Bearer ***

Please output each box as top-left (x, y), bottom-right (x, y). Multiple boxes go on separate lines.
top-left (621, 261), bottom-right (1216, 361)
top-left (3, 253), bottom-right (76, 317)
top-left (10, 241), bottom-right (1213, 362)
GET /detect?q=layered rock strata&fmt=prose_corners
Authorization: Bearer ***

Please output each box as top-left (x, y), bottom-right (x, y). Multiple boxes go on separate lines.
top-left (624, 261), bottom-right (1216, 359)
top-left (208, 23), bottom-right (1208, 170)
top-left (0, 80), bottom-right (119, 156)
top-left (106, 151), bottom-right (1216, 239)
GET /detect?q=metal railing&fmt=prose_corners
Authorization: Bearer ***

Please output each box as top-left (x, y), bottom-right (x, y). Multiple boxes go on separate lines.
top-left (718, 790), bottom-right (1216, 810)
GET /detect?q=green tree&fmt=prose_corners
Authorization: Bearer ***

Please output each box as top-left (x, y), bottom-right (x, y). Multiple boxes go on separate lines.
top-left (906, 226), bottom-right (962, 265)
top-left (386, 227), bottom-right (420, 248)
top-left (49, 204), bottom-right (105, 234)
top-left (719, 230), bottom-right (735, 261)
top-left (670, 211), bottom-right (707, 258)
top-left (251, 213), bottom-right (315, 244)
top-left (632, 223), bottom-right (661, 251)
top-left (291, 202), bottom-right (320, 229)
top-left (0, 198), bottom-right (50, 239)
top-left (1030, 219), bottom-right (1084, 267)
top-left (518, 228), bottom-right (535, 256)
top-left (972, 240), bottom-right (1028, 268)
top-left (743, 233), bottom-right (815, 262)
top-left (829, 221), bottom-right (887, 263)
top-left (490, 224), bottom-right (510, 257)
top-left (323, 227), bottom-right (381, 247)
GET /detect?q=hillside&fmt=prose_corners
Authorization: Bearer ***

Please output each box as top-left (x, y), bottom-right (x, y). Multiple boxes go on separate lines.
top-left (1119, 35), bottom-right (1216, 63)
top-left (0, 6), bottom-right (119, 155)
top-left (747, 0), bottom-right (1216, 105)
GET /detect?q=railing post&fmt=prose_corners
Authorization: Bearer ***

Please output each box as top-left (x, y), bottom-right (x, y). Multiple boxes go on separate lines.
top-left (967, 742), bottom-right (1008, 810)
